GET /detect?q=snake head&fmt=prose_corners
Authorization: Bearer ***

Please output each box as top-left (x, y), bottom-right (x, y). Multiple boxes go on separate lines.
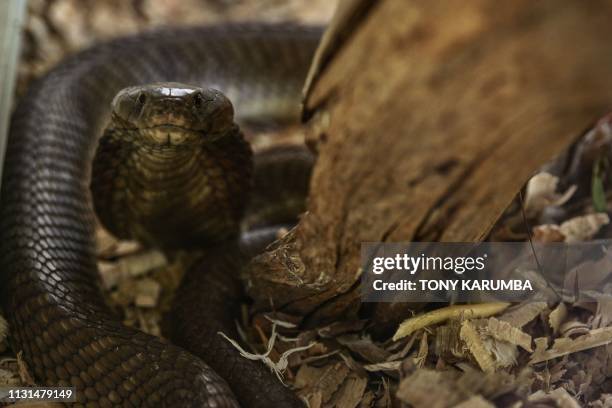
top-left (110, 83), bottom-right (235, 147)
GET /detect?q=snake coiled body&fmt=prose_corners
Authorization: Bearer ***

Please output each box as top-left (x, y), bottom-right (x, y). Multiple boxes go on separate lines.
top-left (0, 24), bottom-right (320, 407)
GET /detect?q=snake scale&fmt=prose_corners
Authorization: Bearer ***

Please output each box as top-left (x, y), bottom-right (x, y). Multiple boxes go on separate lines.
top-left (0, 24), bottom-right (321, 407)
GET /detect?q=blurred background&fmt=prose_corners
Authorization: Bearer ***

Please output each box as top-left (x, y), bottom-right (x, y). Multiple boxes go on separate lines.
top-left (18, 0), bottom-right (336, 94)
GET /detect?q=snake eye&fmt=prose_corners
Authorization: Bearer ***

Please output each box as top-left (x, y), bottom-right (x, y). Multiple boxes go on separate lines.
top-left (137, 93), bottom-right (146, 106)
top-left (193, 92), bottom-right (204, 108)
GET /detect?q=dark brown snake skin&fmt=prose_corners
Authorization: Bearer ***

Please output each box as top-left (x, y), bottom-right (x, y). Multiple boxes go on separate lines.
top-left (0, 24), bottom-right (321, 407)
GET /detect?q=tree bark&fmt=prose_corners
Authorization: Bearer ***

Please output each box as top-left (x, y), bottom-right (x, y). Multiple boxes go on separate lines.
top-left (245, 0), bottom-right (612, 326)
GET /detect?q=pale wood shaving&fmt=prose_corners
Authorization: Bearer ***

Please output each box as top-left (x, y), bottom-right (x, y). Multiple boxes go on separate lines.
top-left (559, 320), bottom-right (590, 338)
top-left (393, 303), bottom-right (510, 341)
top-left (460, 320), bottom-right (496, 373)
top-left (435, 321), bottom-right (465, 360)
top-left (484, 317), bottom-right (532, 352)
top-left (549, 303), bottom-right (568, 335)
top-left (524, 172), bottom-right (576, 217)
top-left (529, 327), bottom-right (612, 364)
top-left (559, 213), bottom-right (610, 243)
top-left (528, 387), bottom-right (581, 408)
top-left (498, 301), bottom-right (548, 328)
top-left (95, 225), bottom-right (141, 258)
top-left (414, 332), bottom-right (428, 368)
top-left (453, 395), bottom-right (495, 408)
top-left (362, 361), bottom-right (401, 372)
top-left (385, 332), bottom-right (418, 361)
top-left (533, 224), bottom-right (566, 242)
top-left (481, 336), bottom-right (518, 369)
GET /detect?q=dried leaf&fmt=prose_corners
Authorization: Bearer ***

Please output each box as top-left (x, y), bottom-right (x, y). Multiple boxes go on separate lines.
top-left (393, 303), bottom-right (510, 341)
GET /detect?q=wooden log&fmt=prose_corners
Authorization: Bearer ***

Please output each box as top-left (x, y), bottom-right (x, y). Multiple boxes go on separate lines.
top-left (244, 0), bottom-right (612, 326)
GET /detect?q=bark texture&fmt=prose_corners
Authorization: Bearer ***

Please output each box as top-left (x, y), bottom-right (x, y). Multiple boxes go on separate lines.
top-left (245, 0), bottom-right (612, 326)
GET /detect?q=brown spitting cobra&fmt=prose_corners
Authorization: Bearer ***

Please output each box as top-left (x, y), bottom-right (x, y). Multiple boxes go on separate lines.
top-left (0, 24), bottom-right (321, 407)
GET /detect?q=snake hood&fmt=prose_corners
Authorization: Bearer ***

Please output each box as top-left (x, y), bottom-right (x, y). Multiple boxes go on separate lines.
top-left (110, 83), bottom-right (236, 148)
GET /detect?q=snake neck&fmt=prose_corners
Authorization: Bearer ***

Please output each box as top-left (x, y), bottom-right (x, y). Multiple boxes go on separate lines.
top-left (91, 125), bottom-right (253, 249)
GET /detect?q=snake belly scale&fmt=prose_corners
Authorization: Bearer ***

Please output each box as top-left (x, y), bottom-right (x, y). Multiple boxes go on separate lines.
top-left (0, 24), bottom-right (321, 407)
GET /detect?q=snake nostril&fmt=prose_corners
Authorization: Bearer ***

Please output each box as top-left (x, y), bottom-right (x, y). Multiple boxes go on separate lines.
top-left (193, 92), bottom-right (203, 108)
top-left (137, 92), bottom-right (147, 106)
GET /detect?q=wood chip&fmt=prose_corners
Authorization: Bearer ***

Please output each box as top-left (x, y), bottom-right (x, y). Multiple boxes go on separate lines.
top-left (0, 315), bottom-right (8, 348)
top-left (317, 320), bottom-right (367, 338)
top-left (328, 372), bottom-right (367, 408)
top-left (558, 320), bottom-right (590, 338)
top-left (397, 369), bottom-right (465, 407)
top-left (99, 250), bottom-right (167, 289)
top-left (134, 278), bottom-right (161, 308)
top-left (498, 301), bottom-right (548, 328)
top-left (435, 321), bottom-right (465, 361)
top-left (296, 362), bottom-right (350, 405)
top-left (16, 351), bottom-right (34, 386)
top-left (336, 335), bottom-right (390, 363)
top-left (362, 361), bottom-right (401, 372)
top-left (393, 303), bottom-right (510, 341)
top-left (95, 225), bottom-right (141, 258)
